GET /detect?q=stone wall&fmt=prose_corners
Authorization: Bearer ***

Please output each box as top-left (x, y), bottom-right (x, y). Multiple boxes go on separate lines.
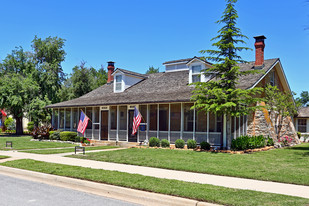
top-left (247, 102), bottom-right (299, 144)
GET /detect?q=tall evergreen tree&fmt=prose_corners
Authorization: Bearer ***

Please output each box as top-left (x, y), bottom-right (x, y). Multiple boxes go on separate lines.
top-left (192, 0), bottom-right (262, 117)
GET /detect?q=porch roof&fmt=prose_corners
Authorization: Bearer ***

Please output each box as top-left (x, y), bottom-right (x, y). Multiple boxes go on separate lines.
top-left (46, 58), bottom-right (279, 108)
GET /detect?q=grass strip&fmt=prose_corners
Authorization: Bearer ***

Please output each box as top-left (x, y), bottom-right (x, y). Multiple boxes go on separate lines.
top-left (68, 143), bottom-right (309, 186)
top-left (1, 159), bottom-right (308, 206)
top-left (0, 155), bottom-right (9, 159)
top-left (0, 136), bottom-right (74, 150)
top-left (22, 146), bottom-right (118, 154)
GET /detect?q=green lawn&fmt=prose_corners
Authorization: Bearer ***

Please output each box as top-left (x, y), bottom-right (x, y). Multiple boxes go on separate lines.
top-left (22, 146), bottom-right (118, 154)
top-left (68, 143), bottom-right (309, 186)
top-left (0, 136), bottom-right (75, 150)
top-left (1, 159), bottom-right (308, 206)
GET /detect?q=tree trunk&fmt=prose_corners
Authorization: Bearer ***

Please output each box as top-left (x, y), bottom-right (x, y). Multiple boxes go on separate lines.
top-left (16, 117), bottom-right (23, 135)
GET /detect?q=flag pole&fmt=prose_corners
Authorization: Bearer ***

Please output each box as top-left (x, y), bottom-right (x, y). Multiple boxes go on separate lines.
top-left (80, 109), bottom-right (93, 123)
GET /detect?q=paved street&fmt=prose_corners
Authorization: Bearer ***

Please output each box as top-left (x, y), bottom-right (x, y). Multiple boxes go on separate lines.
top-left (0, 174), bottom-right (139, 206)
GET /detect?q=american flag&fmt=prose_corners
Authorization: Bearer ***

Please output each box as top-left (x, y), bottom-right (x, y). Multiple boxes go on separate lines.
top-left (132, 106), bottom-right (142, 135)
top-left (77, 111), bottom-right (89, 135)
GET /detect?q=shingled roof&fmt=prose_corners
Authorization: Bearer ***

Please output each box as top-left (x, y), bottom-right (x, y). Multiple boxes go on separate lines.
top-left (46, 58), bottom-right (279, 108)
top-left (297, 107), bottom-right (309, 118)
top-left (113, 68), bottom-right (147, 78)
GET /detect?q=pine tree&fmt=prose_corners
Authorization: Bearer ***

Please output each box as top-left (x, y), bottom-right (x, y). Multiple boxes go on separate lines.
top-left (192, 0), bottom-right (262, 117)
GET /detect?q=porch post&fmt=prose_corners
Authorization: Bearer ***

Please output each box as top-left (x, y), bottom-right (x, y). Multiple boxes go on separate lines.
top-left (207, 112), bottom-right (209, 142)
top-left (242, 115), bottom-right (245, 136)
top-left (223, 114), bottom-right (227, 148)
top-left (238, 116), bottom-right (241, 137)
top-left (180, 103), bottom-right (184, 140)
top-left (157, 104), bottom-right (159, 138)
top-left (52, 109), bottom-right (55, 128)
top-left (126, 106), bottom-right (129, 142)
top-left (92, 107), bottom-right (94, 140)
top-left (168, 104), bottom-right (171, 142)
top-left (234, 116), bottom-right (236, 139)
top-left (64, 109), bottom-right (66, 130)
top-left (117, 105), bottom-right (119, 141)
top-left (146, 104), bottom-right (149, 141)
top-left (108, 108), bottom-right (111, 141)
top-left (99, 107), bottom-right (101, 140)
top-left (193, 106), bottom-right (196, 140)
top-left (70, 108), bottom-right (73, 131)
top-left (57, 108), bottom-right (60, 129)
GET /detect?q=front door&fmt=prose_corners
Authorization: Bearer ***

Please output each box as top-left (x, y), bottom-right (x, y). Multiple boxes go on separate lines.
top-left (128, 110), bottom-right (137, 142)
top-left (101, 111), bottom-right (108, 140)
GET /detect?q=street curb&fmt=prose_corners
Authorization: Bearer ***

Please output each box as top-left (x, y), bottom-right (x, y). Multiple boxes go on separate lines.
top-left (0, 165), bottom-right (219, 206)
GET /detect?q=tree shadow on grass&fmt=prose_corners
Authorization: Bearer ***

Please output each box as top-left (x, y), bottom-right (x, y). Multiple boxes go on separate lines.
top-left (286, 144), bottom-right (309, 151)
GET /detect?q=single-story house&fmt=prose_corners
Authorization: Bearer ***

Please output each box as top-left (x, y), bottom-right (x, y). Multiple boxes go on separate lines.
top-left (295, 107), bottom-right (309, 135)
top-left (46, 35), bottom-right (298, 149)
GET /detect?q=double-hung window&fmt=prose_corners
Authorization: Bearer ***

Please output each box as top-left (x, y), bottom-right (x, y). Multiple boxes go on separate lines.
top-left (115, 75), bottom-right (122, 91)
top-left (192, 65), bottom-right (201, 83)
top-left (298, 119), bottom-right (307, 133)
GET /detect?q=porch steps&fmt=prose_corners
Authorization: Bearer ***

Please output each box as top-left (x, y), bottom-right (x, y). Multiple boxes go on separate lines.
top-left (91, 140), bottom-right (139, 148)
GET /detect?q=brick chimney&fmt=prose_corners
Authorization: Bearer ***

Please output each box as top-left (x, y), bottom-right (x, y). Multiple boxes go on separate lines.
top-left (254, 35), bottom-right (266, 67)
top-left (107, 61), bottom-right (115, 83)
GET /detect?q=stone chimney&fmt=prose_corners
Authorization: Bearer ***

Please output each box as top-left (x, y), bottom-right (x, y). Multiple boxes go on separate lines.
top-left (107, 61), bottom-right (115, 83)
top-left (254, 35), bottom-right (266, 67)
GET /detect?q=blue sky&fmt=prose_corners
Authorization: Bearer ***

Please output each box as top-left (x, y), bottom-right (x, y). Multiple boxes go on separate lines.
top-left (0, 0), bottom-right (308, 96)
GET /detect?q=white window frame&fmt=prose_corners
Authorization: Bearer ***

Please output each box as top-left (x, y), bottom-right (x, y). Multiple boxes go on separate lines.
top-left (114, 74), bottom-right (123, 92)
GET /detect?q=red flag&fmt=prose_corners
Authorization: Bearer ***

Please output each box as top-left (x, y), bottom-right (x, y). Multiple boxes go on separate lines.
top-left (0, 110), bottom-right (7, 116)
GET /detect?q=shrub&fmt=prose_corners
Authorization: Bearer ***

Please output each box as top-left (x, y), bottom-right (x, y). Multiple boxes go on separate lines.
top-left (27, 122), bottom-right (35, 132)
top-left (4, 117), bottom-right (15, 130)
top-left (31, 125), bottom-right (54, 139)
top-left (80, 136), bottom-right (85, 143)
top-left (266, 137), bottom-right (274, 146)
top-left (84, 139), bottom-right (90, 144)
top-left (49, 131), bottom-right (61, 140)
top-left (149, 137), bottom-right (160, 147)
top-left (175, 139), bottom-right (185, 149)
top-left (75, 136), bottom-right (81, 143)
top-left (187, 139), bottom-right (197, 149)
top-left (297, 131), bottom-right (301, 139)
top-left (200, 141), bottom-right (211, 150)
top-left (60, 131), bottom-right (77, 142)
top-left (232, 135), bottom-right (267, 151)
top-left (0, 128), bottom-right (2, 133)
top-left (160, 139), bottom-right (170, 148)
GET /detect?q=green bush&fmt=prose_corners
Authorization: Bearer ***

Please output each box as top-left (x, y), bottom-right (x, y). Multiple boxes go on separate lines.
top-left (149, 137), bottom-right (160, 147)
top-left (200, 141), bottom-right (211, 150)
top-left (49, 131), bottom-right (61, 140)
top-left (4, 117), bottom-right (15, 130)
top-left (84, 139), bottom-right (90, 144)
top-left (0, 128), bottom-right (2, 133)
top-left (60, 131), bottom-right (77, 142)
top-left (80, 137), bottom-right (85, 143)
top-left (266, 137), bottom-right (274, 146)
top-left (231, 135), bottom-right (267, 151)
top-left (27, 122), bottom-right (35, 132)
top-left (75, 136), bottom-right (81, 143)
top-left (175, 139), bottom-right (185, 149)
top-left (160, 139), bottom-right (170, 148)
top-left (187, 139), bottom-right (197, 149)
top-left (297, 131), bottom-right (301, 138)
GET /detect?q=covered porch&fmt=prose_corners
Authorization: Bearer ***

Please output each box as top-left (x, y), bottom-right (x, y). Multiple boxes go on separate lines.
top-left (51, 102), bottom-right (248, 148)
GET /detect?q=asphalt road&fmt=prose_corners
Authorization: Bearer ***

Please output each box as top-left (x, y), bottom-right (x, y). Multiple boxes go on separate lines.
top-left (0, 174), bottom-right (140, 206)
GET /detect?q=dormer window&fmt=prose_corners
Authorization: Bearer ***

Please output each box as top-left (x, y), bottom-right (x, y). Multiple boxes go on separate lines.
top-left (192, 65), bottom-right (201, 83)
top-left (115, 75), bottom-right (122, 91)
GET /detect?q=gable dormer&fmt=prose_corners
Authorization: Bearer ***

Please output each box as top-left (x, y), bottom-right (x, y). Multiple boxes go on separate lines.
top-left (112, 68), bottom-right (146, 93)
top-left (187, 57), bottom-right (213, 84)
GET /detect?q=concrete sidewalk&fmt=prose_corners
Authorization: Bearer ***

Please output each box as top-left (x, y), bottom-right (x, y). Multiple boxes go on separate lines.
top-left (0, 150), bottom-right (308, 199)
